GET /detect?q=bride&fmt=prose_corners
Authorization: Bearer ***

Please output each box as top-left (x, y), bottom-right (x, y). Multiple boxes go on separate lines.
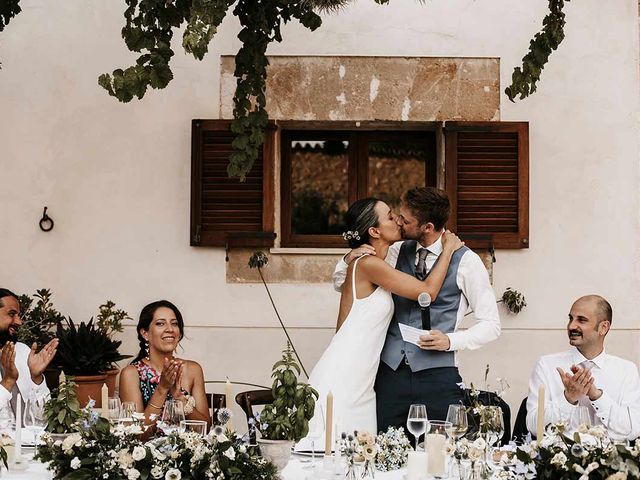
top-left (298, 197), bottom-right (463, 447)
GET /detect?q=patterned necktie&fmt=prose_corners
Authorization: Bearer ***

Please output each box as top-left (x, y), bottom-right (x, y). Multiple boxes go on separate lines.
top-left (415, 248), bottom-right (429, 281)
top-left (579, 360), bottom-right (596, 371)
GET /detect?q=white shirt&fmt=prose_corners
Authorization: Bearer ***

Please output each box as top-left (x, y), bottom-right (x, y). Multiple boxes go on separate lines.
top-left (332, 236), bottom-right (501, 353)
top-left (0, 342), bottom-right (50, 407)
top-left (526, 348), bottom-right (640, 440)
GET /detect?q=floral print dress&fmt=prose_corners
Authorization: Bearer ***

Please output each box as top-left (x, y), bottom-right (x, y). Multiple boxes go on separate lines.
top-left (132, 360), bottom-right (172, 407)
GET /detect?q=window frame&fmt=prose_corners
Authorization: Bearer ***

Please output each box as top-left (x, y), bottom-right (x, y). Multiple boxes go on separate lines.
top-left (279, 121), bottom-right (438, 248)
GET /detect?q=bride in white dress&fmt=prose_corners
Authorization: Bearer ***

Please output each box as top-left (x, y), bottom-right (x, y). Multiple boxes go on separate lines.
top-left (298, 198), bottom-right (463, 448)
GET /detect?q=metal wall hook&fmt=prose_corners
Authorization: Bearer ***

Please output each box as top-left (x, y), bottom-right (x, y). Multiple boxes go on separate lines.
top-left (39, 207), bottom-right (54, 232)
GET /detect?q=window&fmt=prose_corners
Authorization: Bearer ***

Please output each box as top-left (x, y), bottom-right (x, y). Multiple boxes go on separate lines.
top-left (190, 120), bottom-right (528, 250)
top-left (280, 126), bottom-right (437, 247)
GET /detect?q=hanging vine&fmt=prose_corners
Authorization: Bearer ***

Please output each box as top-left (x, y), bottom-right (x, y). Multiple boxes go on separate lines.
top-left (1, 0), bottom-right (571, 178)
top-left (505, 0), bottom-right (570, 101)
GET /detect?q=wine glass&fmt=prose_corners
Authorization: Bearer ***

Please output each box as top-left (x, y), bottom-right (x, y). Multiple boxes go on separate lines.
top-left (608, 406), bottom-right (632, 444)
top-left (108, 397), bottom-right (122, 421)
top-left (121, 401), bottom-right (136, 420)
top-left (158, 400), bottom-right (185, 435)
top-left (446, 404), bottom-right (468, 441)
top-left (407, 404), bottom-right (428, 451)
top-left (302, 404), bottom-right (324, 470)
top-left (23, 396), bottom-right (47, 450)
top-left (570, 406), bottom-right (592, 432)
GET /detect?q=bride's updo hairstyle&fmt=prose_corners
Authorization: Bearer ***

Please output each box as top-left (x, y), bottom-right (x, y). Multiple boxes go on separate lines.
top-left (343, 197), bottom-right (380, 248)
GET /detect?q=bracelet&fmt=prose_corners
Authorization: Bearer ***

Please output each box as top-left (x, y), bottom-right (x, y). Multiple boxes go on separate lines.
top-left (149, 401), bottom-right (164, 409)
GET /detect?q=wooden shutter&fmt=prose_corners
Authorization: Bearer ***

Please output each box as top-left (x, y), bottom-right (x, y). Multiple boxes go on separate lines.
top-left (190, 119), bottom-right (275, 247)
top-left (445, 122), bottom-right (529, 249)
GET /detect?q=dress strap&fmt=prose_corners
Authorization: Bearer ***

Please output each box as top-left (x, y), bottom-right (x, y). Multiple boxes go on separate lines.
top-left (351, 254), bottom-right (370, 299)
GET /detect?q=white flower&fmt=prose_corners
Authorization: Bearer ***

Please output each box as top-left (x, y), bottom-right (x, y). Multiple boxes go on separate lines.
top-left (127, 468), bottom-right (141, 480)
top-left (62, 433), bottom-right (82, 453)
top-left (223, 447), bottom-right (236, 460)
top-left (70, 457), bottom-right (81, 470)
top-left (132, 446), bottom-right (146, 461)
top-left (117, 449), bottom-right (134, 468)
top-left (472, 437), bottom-right (487, 450)
top-left (165, 469), bottom-right (182, 480)
top-left (150, 466), bottom-right (164, 479)
top-left (550, 452), bottom-right (567, 467)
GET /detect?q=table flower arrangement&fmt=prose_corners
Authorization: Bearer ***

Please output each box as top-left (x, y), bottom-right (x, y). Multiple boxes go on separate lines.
top-left (339, 430), bottom-right (378, 479)
top-left (374, 427), bottom-right (412, 471)
top-left (511, 422), bottom-right (640, 480)
top-left (35, 403), bottom-right (278, 480)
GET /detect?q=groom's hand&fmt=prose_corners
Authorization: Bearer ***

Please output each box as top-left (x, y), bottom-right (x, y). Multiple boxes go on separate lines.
top-left (418, 330), bottom-right (450, 351)
top-left (344, 245), bottom-right (376, 264)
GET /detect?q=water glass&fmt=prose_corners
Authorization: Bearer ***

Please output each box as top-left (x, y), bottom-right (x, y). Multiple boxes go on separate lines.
top-left (302, 404), bottom-right (324, 470)
top-left (23, 396), bottom-right (47, 448)
top-left (108, 397), bottom-right (122, 421)
top-left (121, 401), bottom-right (137, 420)
top-left (180, 419), bottom-right (208, 435)
top-left (446, 404), bottom-right (468, 440)
top-left (570, 405), bottom-right (592, 431)
top-left (608, 406), bottom-right (632, 444)
top-left (407, 404), bottom-right (428, 451)
top-left (158, 400), bottom-right (185, 435)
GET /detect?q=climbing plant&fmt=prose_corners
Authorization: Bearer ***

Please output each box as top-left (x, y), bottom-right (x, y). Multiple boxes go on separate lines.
top-left (1, 0), bottom-right (571, 179)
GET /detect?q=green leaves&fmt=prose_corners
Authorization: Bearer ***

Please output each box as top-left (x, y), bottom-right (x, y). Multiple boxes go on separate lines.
top-left (260, 343), bottom-right (319, 442)
top-left (44, 376), bottom-right (83, 433)
top-left (505, 0), bottom-right (570, 102)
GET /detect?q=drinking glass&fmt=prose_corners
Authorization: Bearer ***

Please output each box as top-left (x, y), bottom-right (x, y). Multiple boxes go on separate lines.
top-left (180, 419), bottom-right (208, 435)
top-left (23, 396), bottom-right (47, 449)
top-left (108, 397), bottom-right (122, 421)
top-left (121, 401), bottom-right (137, 420)
top-left (608, 406), bottom-right (632, 444)
top-left (480, 406), bottom-right (504, 467)
top-left (302, 404), bottom-right (324, 470)
top-left (570, 406), bottom-right (592, 431)
top-left (158, 400), bottom-right (185, 435)
top-left (0, 399), bottom-right (15, 434)
top-left (407, 404), bottom-right (428, 451)
top-left (446, 404), bottom-right (468, 441)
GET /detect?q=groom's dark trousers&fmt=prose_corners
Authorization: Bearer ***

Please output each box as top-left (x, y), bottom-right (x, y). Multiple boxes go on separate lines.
top-left (374, 362), bottom-right (464, 433)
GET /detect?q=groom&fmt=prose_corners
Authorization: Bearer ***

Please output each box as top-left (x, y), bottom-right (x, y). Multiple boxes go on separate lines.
top-left (333, 187), bottom-right (501, 432)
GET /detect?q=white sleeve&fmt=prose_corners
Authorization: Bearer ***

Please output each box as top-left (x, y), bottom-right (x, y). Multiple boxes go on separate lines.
top-left (447, 251), bottom-right (501, 351)
top-left (591, 363), bottom-right (640, 440)
top-left (332, 241), bottom-right (402, 292)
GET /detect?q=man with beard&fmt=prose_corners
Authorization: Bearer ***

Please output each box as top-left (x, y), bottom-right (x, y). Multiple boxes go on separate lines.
top-left (0, 289), bottom-right (58, 409)
top-left (333, 187), bottom-right (500, 431)
top-left (526, 295), bottom-right (640, 440)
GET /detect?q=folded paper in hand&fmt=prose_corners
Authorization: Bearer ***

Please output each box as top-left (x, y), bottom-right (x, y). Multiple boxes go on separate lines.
top-left (399, 323), bottom-right (431, 346)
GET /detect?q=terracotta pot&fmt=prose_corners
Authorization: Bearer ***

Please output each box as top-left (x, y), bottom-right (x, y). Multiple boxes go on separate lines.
top-left (257, 438), bottom-right (294, 471)
top-left (74, 369), bottom-right (120, 408)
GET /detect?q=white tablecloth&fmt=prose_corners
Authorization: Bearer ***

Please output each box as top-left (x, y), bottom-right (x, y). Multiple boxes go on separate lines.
top-left (282, 456), bottom-right (409, 480)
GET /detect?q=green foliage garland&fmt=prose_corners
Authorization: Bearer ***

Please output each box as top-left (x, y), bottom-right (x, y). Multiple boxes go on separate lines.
top-left (505, 0), bottom-right (570, 101)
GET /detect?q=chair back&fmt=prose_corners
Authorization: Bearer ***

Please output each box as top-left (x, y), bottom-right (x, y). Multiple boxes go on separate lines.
top-left (462, 389), bottom-right (512, 445)
top-left (235, 389), bottom-right (273, 443)
top-left (512, 397), bottom-right (529, 443)
top-left (207, 393), bottom-right (227, 425)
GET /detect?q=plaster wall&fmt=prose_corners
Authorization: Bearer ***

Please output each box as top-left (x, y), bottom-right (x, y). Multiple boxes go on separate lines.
top-left (1, 0), bottom-right (639, 427)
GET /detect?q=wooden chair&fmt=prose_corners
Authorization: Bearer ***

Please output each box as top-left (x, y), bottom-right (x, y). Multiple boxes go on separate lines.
top-left (512, 397), bottom-right (529, 443)
top-left (235, 389), bottom-right (273, 443)
top-left (207, 393), bottom-right (227, 425)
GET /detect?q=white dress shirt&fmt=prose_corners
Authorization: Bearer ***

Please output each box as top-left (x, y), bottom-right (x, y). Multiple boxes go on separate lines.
top-left (332, 236), bottom-right (501, 354)
top-left (526, 347), bottom-right (640, 440)
top-left (0, 342), bottom-right (50, 408)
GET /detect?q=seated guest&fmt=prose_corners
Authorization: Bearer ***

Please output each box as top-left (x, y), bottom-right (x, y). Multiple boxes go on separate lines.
top-left (119, 300), bottom-right (210, 427)
top-left (526, 295), bottom-right (640, 440)
top-left (0, 288), bottom-right (58, 409)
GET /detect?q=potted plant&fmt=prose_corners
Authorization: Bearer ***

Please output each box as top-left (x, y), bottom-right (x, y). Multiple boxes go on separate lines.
top-left (55, 314), bottom-right (131, 407)
top-left (256, 342), bottom-right (318, 471)
top-left (43, 376), bottom-right (83, 439)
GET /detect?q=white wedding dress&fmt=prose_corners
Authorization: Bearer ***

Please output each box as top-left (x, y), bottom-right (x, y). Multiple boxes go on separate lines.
top-left (297, 255), bottom-right (394, 450)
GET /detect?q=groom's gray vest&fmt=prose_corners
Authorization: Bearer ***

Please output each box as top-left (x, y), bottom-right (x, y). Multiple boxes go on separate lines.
top-left (380, 240), bottom-right (468, 372)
